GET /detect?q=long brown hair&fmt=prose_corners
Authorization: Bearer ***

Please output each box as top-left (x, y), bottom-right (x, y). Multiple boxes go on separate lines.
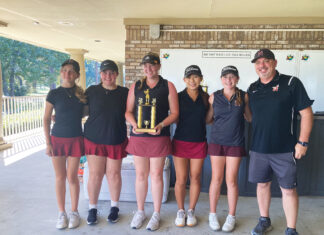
top-left (74, 85), bottom-right (87, 104)
top-left (234, 87), bottom-right (242, 106)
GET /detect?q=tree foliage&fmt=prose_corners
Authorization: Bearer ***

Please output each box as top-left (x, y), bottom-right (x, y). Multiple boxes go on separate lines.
top-left (0, 36), bottom-right (69, 96)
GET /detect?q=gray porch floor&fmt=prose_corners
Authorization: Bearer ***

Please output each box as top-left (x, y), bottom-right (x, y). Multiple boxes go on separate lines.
top-left (0, 135), bottom-right (323, 235)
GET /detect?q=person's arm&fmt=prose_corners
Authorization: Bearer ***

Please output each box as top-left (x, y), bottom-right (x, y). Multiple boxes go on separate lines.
top-left (125, 83), bottom-right (140, 134)
top-left (43, 101), bottom-right (54, 156)
top-left (295, 106), bottom-right (313, 159)
top-left (151, 81), bottom-right (179, 135)
top-left (205, 93), bottom-right (214, 124)
top-left (244, 93), bottom-right (252, 122)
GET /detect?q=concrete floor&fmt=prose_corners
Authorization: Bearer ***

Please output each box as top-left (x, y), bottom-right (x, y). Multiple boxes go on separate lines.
top-left (0, 136), bottom-right (323, 235)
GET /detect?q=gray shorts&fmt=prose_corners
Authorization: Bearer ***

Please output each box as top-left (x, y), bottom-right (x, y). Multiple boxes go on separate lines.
top-left (248, 151), bottom-right (297, 189)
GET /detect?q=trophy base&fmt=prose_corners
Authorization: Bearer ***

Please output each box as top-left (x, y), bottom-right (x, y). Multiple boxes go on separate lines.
top-left (136, 128), bottom-right (157, 133)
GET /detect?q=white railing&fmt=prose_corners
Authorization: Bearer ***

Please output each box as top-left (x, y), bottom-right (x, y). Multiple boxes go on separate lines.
top-left (2, 96), bottom-right (46, 138)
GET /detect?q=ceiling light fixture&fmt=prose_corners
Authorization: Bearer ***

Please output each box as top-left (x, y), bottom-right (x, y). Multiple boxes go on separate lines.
top-left (58, 21), bottom-right (74, 26)
top-left (33, 21), bottom-right (40, 25)
top-left (0, 20), bottom-right (8, 27)
top-left (94, 40), bottom-right (101, 42)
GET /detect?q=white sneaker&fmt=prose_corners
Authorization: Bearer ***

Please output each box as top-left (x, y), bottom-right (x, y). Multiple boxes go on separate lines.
top-left (186, 209), bottom-right (197, 227)
top-left (68, 211), bottom-right (81, 229)
top-left (130, 211), bottom-right (146, 229)
top-left (175, 209), bottom-right (186, 227)
top-left (222, 214), bottom-right (236, 232)
top-left (209, 213), bottom-right (220, 231)
top-left (146, 212), bottom-right (160, 231)
top-left (56, 212), bottom-right (68, 229)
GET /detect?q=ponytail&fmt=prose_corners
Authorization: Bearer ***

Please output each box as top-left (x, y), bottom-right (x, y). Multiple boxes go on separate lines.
top-left (234, 87), bottom-right (243, 106)
top-left (198, 85), bottom-right (209, 110)
top-left (74, 85), bottom-right (87, 104)
top-left (138, 77), bottom-right (147, 90)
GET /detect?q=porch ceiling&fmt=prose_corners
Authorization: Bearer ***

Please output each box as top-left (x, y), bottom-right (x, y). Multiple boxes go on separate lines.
top-left (0, 0), bottom-right (324, 62)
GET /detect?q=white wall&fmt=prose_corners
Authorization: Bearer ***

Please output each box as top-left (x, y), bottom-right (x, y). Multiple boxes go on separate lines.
top-left (160, 49), bottom-right (323, 112)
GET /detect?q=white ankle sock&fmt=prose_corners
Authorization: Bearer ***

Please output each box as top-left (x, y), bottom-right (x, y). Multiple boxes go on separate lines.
top-left (89, 204), bottom-right (97, 210)
top-left (111, 200), bottom-right (119, 208)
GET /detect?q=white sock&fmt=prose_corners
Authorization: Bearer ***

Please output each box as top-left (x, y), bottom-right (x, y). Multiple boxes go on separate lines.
top-left (89, 204), bottom-right (97, 210)
top-left (111, 200), bottom-right (119, 208)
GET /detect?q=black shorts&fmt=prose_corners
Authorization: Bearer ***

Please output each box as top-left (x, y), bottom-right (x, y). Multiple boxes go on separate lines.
top-left (248, 151), bottom-right (297, 189)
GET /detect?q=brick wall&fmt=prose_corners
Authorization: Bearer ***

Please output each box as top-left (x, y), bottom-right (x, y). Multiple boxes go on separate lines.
top-left (125, 24), bottom-right (324, 86)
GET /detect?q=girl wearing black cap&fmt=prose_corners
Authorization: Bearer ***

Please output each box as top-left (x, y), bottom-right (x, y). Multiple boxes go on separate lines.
top-left (83, 60), bottom-right (128, 225)
top-left (125, 52), bottom-right (179, 231)
top-left (206, 65), bottom-right (251, 232)
top-left (172, 65), bottom-right (209, 227)
top-left (44, 59), bottom-right (86, 229)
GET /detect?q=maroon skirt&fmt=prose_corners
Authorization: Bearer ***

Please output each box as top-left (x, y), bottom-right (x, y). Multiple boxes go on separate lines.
top-left (208, 143), bottom-right (246, 157)
top-left (84, 138), bottom-right (128, 159)
top-left (126, 136), bottom-right (172, 158)
top-left (50, 136), bottom-right (84, 157)
top-left (172, 139), bottom-right (207, 159)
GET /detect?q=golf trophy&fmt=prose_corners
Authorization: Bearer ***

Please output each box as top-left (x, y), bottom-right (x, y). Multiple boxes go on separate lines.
top-left (136, 89), bottom-right (157, 133)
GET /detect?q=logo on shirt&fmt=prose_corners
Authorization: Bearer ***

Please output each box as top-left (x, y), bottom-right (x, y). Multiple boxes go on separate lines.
top-left (272, 84), bottom-right (279, 92)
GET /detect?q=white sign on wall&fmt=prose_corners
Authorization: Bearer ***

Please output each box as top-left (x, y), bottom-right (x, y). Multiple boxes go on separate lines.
top-left (160, 49), bottom-right (323, 112)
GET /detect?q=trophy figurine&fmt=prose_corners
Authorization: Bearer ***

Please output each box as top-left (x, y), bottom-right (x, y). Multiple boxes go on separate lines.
top-left (136, 89), bottom-right (157, 133)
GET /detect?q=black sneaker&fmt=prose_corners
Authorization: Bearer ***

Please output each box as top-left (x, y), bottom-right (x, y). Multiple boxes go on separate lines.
top-left (107, 207), bottom-right (119, 223)
top-left (285, 228), bottom-right (299, 235)
top-left (87, 208), bottom-right (98, 225)
top-left (251, 217), bottom-right (273, 235)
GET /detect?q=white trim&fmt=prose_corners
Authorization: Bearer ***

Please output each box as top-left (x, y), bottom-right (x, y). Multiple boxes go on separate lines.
top-left (288, 76), bottom-right (294, 86)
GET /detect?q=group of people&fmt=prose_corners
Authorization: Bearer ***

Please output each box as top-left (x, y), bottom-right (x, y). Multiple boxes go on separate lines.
top-left (44, 48), bottom-right (313, 235)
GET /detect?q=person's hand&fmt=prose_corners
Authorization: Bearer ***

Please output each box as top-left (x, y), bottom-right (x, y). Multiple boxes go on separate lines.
top-left (46, 144), bottom-right (54, 156)
top-left (132, 125), bottom-right (141, 135)
top-left (149, 122), bottom-right (163, 136)
top-left (294, 143), bottom-right (308, 159)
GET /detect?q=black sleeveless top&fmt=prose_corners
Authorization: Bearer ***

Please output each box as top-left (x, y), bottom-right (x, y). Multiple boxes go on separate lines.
top-left (131, 76), bottom-right (170, 137)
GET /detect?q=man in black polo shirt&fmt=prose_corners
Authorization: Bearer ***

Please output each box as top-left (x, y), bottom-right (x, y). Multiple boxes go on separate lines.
top-left (247, 49), bottom-right (313, 235)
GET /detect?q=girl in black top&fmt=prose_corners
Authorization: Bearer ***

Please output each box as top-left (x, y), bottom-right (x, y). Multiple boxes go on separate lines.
top-left (83, 60), bottom-right (128, 225)
top-left (125, 52), bottom-right (179, 231)
top-left (44, 59), bottom-right (86, 229)
top-left (172, 65), bottom-right (209, 227)
top-left (206, 65), bottom-right (251, 232)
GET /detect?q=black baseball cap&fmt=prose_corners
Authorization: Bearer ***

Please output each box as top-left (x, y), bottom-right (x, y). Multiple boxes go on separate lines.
top-left (251, 48), bottom-right (275, 63)
top-left (100, 60), bottom-right (118, 73)
top-left (184, 65), bottom-right (203, 78)
top-left (61, 59), bottom-right (80, 74)
top-left (221, 65), bottom-right (239, 77)
top-left (140, 52), bottom-right (160, 65)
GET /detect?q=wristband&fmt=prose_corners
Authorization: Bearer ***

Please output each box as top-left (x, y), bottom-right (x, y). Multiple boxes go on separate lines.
top-left (297, 140), bottom-right (309, 147)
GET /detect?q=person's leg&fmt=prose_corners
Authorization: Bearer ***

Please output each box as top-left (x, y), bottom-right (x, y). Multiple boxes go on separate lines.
top-left (173, 156), bottom-right (189, 210)
top-left (209, 156), bottom-right (226, 213)
top-left (52, 157), bottom-right (67, 212)
top-left (257, 182), bottom-right (272, 217)
top-left (133, 156), bottom-right (150, 211)
top-left (225, 156), bottom-right (241, 216)
top-left (86, 155), bottom-right (106, 205)
top-left (149, 157), bottom-right (166, 213)
top-left (281, 187), bottom-right (298, 229)
top-left (106, 158), bottom-right (122, 202)
top-left (66, 157), bottom-right (81, 212)
top-left (188, 158), bottom-right (205, 210)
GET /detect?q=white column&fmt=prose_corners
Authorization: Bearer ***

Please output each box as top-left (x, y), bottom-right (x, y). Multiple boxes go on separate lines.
top-left (116, 62), bottom-right (124, 86)
top-left (65, 49), bottom-right (88, 90)
top-left (0, 61), bottom-right (13, 151)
